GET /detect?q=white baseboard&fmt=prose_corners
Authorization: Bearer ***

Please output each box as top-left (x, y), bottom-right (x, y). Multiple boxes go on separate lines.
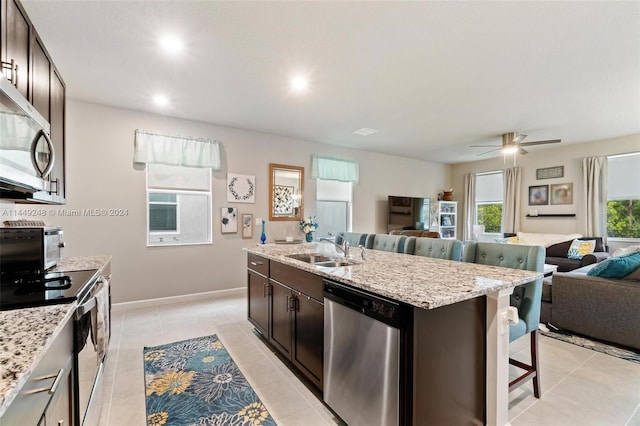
top-left (112, 287), bottom-right (246, 311)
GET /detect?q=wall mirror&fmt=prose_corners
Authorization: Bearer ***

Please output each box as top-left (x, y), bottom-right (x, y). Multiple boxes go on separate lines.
top-left (269, 163), bottom-right (304, 221)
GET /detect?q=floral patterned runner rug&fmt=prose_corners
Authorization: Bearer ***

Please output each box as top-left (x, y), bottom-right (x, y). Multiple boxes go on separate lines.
top-left (144, 334), bottom-right (276, 426)
top-left (540, 325), bottom-right (640, 364)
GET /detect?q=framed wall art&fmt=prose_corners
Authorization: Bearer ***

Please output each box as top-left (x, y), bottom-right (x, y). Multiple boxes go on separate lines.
top-left (221, 207), bottom-right (238, 233)
top-left (536, 166), bottom-right (564, 180)
top-left (528, 185), bottom-right (549, 206)
top-left (273, 185), bottom-right (294, 215)
top-left (227, 173), bottom-right (256, 203)
top-left (241, 213), bottom-right (253, 239)
top-left (550, 183), bottom-right (573, 205)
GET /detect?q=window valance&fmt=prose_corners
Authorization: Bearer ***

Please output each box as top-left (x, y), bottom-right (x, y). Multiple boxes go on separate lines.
top-left (134, 129), bottom-right (221, 170)
top-left (311, 155), bottom-right (359, 183)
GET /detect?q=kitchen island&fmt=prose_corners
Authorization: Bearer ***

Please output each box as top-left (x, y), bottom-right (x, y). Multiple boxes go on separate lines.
top-left (0, 255), bottom-right (111, 421)
top-left (245, 243), bottom-right (542, 426)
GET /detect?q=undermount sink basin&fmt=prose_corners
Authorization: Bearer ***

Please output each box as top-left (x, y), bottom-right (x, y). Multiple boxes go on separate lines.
top-left (286, 253), bottom-right (358, 267)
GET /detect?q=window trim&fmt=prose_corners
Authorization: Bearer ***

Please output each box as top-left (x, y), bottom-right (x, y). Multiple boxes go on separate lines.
top-left (606, 152), bottom-right (640, 241)
top-left (474, 170), bottom-right (504, 235)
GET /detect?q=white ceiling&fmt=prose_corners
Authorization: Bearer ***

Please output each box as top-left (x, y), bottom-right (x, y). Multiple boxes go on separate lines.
top-left (22, 1), bottom-right (640, 164)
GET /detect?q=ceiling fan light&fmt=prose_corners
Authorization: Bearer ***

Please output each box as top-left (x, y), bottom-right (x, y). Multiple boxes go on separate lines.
top-left (502, 146), bottom-right (518, 154)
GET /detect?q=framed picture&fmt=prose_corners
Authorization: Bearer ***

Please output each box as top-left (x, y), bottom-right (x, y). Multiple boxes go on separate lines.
top-left (227, 173), bottom-right (256, 203)
top-left (550, 183), bottom-right (573, 205)
top-left (221, 207), bottom-right (238, 233)
top-left (529, 185), bottom-right (549, 205)
top-left (536, 166), bottom-right (564, 180)
top-left (273, 185), bottom-right (294, 215)
top-left (241, 213), bottom-right (253, 239)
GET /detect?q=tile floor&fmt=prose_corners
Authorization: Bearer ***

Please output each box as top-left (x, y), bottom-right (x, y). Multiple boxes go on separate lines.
top-left (98, 289), bottom-right (640, 425)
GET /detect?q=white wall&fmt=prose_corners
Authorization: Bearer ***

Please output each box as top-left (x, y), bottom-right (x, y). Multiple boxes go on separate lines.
top-left (451, 133), bottom-right (640, 251)
top-left (3, 100), bottom-right (449, 303)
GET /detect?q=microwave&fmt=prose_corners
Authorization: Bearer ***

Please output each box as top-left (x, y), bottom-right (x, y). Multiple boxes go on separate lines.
top-left (0, 227), bottom-right (64, 273)
top-left (0, 76), bottom-right (55, 200)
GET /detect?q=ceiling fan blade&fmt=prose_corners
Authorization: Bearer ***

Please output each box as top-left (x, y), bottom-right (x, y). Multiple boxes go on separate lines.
top-left (469, 144), bottom-right (501, 148)
top-left (519, 139), bottom-right (561, 147)
top-left (513, 133), bottom-right (528, 143)
top-left (518, 147), bottom-right (528, 155)
top-left (476, 147), bottom-right (503, 156)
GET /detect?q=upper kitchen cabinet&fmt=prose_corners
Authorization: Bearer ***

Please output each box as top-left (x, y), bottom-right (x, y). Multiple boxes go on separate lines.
top-left (1, 0), bottom-right (66, 203)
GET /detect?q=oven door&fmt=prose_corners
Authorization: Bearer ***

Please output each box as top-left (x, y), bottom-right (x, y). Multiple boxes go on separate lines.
top-left (74, 276), bottom-right (109, 425)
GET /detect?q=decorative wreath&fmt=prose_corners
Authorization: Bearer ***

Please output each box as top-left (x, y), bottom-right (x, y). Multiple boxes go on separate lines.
top-left (228, 177), bottom-right (255, 201)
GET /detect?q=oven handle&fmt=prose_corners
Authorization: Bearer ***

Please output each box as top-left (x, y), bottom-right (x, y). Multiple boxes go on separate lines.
top-left (75, 277), bottom-right (105, 319)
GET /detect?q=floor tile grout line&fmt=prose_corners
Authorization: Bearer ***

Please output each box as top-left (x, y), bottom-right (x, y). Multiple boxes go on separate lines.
top-left (510, 350), bottom-right (597, 423)
top-left (625, 401), bottom-right (640, 426)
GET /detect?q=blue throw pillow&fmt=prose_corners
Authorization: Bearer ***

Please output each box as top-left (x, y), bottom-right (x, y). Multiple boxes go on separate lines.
top-left (587, 251), bottom-right (640, 279)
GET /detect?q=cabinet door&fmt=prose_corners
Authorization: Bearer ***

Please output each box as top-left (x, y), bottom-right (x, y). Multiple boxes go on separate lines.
top-left (31, 35), bottom-right (50, 119)
top-left (269, 280), bottom-right (292, 357)
top-left (49, 67), bottom-right (65, 201)
top-left (3, 0), bottom-right (30, 97)
top-left (292, 294), bottom-right (324, 389)
top-left (44, 359), bottom-right (73, 426)
top-left (247, 270), bottom-right (269, 337)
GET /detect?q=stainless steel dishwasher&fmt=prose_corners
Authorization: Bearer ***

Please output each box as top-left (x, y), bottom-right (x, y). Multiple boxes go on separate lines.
top-left (323, 280), bottom-right (407, 426)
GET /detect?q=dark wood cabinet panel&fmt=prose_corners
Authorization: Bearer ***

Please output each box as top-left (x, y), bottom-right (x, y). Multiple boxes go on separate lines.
top-left (292, 294), bottom-right (323, 389)
top-left (247, 270), bottom-right (269, 337)
top-left (30, 36), bottom-right (49, 119)
top-left (270, 261), bottom-right (323, 301)
top-left (3, 0), bottom-right (30, 97)
top-left (49, 67), bottom-right (65, 201)
top-left (247, 253), bottom-right (269, 276)
top-left (269, 280), bottom-right (292, 357)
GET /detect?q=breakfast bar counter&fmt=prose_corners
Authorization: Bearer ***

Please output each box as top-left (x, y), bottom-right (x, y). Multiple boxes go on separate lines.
top-left (245, 243), bottom-right (542, 426)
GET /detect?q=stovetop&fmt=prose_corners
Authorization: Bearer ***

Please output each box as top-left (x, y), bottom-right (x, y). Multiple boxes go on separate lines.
top-left (0, 269), bottom-right (99, 310)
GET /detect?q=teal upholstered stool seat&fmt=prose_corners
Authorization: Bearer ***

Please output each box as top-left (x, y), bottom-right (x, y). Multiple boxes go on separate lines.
top-left (413, 238), bottom-right (463, 261)
top-left (335, 232), bottom-right (370, 248)
top-left (366, 234), bottom-right (415, 254)
top-left (463, 241), bottom-right (545, 397)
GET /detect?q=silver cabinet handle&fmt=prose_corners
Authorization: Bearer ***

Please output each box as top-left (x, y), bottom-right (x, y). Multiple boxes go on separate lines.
top-left (26, 367), bottom-right (64, 395)
top-left (250, 261), bottom-right (263, 266)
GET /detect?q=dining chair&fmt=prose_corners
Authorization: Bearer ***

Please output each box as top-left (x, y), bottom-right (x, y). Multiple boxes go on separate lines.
top-left (463, 241), bottom-right (545, 398)
top-left (365, 234), bottom-right (415, 254)
top-left (335, 232), bottom-right (370, 248)
top-left (412, 238), bottom-right (463, 260)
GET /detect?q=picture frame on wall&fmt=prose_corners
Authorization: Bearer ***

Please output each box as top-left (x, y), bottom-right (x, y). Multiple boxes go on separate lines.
top-left (227, 173), bottom-right (256, 203)
top-left (550, 183), bottom-right (573, 205)
top-left (221, 207), bottom-right (238, 233)
top-left (241, 213), bottom-right (253, 239)
top-left (536, 166), bottom-right (564, 180)
top-left (528, 185), bottom-right (549, 205)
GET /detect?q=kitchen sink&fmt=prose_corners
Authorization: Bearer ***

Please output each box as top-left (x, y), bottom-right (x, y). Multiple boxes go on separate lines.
top-left (286, 253), bottom-right (358, 267)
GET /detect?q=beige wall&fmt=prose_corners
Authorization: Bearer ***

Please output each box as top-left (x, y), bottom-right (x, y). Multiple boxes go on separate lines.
top-left (451, 133), bottom-right (640, 249)
top-left (3, 100), bottom-right (449, 303)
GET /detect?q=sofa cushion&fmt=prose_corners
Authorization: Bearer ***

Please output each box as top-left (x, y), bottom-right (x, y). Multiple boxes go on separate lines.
top-left (567, 239), bottom-right (596, 259)
top-left (587, 252), bottom-right (640, 279)
top-left (546, 256), bottom-right (581, 272)
top-left (623, 267), bottom-right (640, 281)
top-left (613, 245), bottom-right (640, 257)
top-left (516, 232), bottom-right (582, 248)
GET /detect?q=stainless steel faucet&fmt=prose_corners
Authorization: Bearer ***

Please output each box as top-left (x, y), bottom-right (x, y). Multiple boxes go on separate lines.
top-left (319, 237), bottom-right (350, 258)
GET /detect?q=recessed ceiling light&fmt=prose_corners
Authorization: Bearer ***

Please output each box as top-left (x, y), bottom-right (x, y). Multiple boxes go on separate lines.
top-left (153, 95), bottom-right (169, 106)
top-left (353, 128), bottom-right (378, 136)
top-left (160, 35), bottom-right (183, 54)
top-left (290, 75), bottom-right (309, 92)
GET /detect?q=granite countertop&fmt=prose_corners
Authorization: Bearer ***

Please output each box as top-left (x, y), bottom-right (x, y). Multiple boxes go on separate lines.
top-left (0, 255), bottom-right (111, 418)
top-left (245, 243), bottom-right (542, 310)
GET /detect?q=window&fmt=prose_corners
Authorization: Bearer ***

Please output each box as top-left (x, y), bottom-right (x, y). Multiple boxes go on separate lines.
top-left (316, 180), bottom-right (352, 238)
top-left (475, 171), bottom-right (503, 234)
top-left (607, 152), bottom-right (640, 239)
top-left (146, 164), bottom-right (212, 246)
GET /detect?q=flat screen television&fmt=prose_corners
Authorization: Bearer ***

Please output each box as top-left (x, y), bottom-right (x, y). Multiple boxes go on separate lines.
top-left (387, 196), bottom-right (431, 233)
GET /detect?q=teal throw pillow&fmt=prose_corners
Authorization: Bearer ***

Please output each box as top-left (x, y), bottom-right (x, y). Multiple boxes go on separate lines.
top-left (587, 251), bottom-right (640, 279)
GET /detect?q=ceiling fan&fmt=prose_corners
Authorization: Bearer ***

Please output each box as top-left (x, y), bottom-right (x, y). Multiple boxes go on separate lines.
top-left (471, 132), bottom-right (561, 156)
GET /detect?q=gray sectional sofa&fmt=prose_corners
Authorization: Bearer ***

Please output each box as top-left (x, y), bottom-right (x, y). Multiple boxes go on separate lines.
top-left (548, 264), bottom-right (640, 350)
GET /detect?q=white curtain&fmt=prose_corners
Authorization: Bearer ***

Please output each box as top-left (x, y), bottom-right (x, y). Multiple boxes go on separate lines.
top-left (311, 155), bottom-right (359, 183)
top-left (582, 157), bottom-right (608, 241)
top-left (502, 167), bottom-right (521, 234)
top-left (133, 130), bottom-right (221, 170)
top-left (462, 173), bottom-right (476, 241)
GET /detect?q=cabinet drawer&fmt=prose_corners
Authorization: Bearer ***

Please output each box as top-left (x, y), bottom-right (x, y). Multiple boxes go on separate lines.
top-left (270, 261), bottom-right (323, 301)
top-left (1, 316), bottom-right (73, 425)
top-left (247, 253), bottom-right (269, 276)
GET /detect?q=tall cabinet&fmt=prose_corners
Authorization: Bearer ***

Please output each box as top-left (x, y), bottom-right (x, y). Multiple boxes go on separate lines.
top-left (435, 201), bottom-right (457, 239)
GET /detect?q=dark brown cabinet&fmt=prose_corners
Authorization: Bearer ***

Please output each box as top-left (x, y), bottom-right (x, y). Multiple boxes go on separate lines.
top-left (1, 0), bottom-right (66, 203)
top-left (247, 254), bottom-right (269, 337)
top-left (246, 254), bottom-right (324, 391)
